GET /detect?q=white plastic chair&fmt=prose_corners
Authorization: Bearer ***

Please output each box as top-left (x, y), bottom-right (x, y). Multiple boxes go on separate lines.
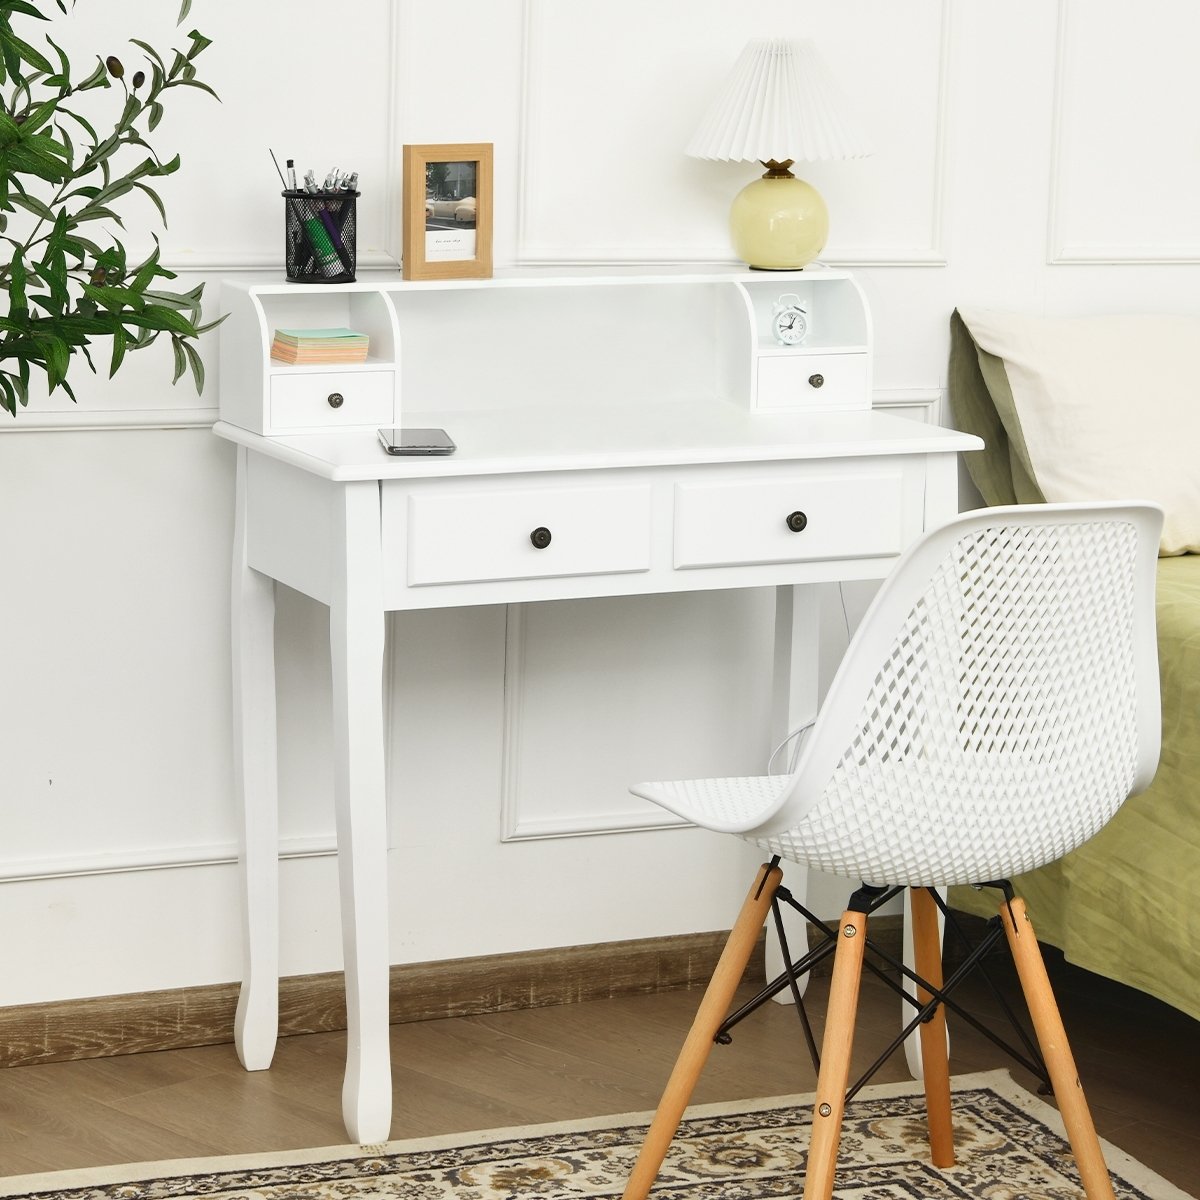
top-left (622, 502), bottom-right (1162, 1200)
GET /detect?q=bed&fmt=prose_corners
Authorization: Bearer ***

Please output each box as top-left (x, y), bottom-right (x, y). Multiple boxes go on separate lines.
top-left (946, 307), bottom-right (1200, 1021)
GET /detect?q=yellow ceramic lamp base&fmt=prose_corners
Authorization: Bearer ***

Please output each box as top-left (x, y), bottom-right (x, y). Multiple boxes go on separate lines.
top-left (730, 174), bottom-right (829, 270)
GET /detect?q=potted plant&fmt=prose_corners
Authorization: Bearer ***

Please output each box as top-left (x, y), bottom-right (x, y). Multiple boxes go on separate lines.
top-left (0, 0), bottom-right (219, 416)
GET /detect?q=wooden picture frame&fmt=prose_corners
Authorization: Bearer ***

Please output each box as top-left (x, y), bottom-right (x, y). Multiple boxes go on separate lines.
top-left (402, 143), bottom-right (493, 280)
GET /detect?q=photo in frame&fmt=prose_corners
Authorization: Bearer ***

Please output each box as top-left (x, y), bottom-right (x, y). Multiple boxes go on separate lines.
top-left (402, 142), bottom-right (493, 280)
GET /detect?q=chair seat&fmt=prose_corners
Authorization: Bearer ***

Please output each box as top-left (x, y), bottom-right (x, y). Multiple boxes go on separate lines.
top-left (630, 774), bottom-right (792, 833)
top-left (635, 753), bottom-right (1114, 888)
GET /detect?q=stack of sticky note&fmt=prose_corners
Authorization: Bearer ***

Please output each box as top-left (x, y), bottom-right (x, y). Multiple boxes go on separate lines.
top-left (270, 327), bottom-right (370, 365)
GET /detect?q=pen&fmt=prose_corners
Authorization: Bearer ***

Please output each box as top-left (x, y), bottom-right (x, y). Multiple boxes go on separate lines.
top-left (319, 207), bottom-right (353, 273)
top-left (286, 158), bottom-right (297, 191)
top-left (269, 147), bottom-right (287, 188)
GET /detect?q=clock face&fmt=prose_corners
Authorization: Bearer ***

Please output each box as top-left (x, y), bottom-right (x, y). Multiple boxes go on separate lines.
top-left (772, 305), bottom-right (809, 346)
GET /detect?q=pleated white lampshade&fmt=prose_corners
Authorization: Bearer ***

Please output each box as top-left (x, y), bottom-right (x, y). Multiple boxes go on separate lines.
top-left (687, 38), bottom-right (871, 164)
top-left (686, 38), bottom-right (870, 269)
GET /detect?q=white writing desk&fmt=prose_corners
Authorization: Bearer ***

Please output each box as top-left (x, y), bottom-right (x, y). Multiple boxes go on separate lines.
top-left (214, 402), bottom-right (981, 1144)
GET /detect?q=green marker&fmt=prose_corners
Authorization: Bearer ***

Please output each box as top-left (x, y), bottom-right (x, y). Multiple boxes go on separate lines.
top-left (304, 217), bottom-right (340, 271)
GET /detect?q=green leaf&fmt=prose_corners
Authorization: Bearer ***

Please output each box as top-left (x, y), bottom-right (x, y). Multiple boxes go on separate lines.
top-left (123, 305), bottom-right (197, 335)
top-left (2, 1), bottom-right (50, 21)
top-left (133, 180), bottom-right (167, 226)
top-left (19, 100), bottom-right (58, 135)
top-left (185, 29), bottom-right (212, 60)
top-left (7, 144), bottom-right (68, 183)
top-left (0, 110), bottom-right (22, 149)
top-left (143, 289), bottom-right (196, 316)
top-left (130, 242), bottom-right (161, 292)
top-left (81, 282), bottom-right (143, 312)
top-left (3, 29), bottom-right (54, 75)
top-left (76, 57), bottom-right (109, 91)
top-left (16, 356), bottom-right (30, 408)
top-left (170, 334), bottom-right (186, 383)
top-left (82, 131), bottom-right (119, 169)
top-left (0, 374), bottom-right (17, 417)
top-left (45, 33), bottom-right (70, 80)
top-left (108, 323), bottom-right (126, 376)
top-left (117, 93), bottom-right (142, 131)
top-left (74, 204), bottom-right (124, 226)
top-left (61, 233), bottom-right (103, 259)
top-left (170, 76), bottom-right (218, 101)
top-left (9, 191), bottom-right (55, 222)
top-left (147, 101), bottom-right (164, 131)
top-left (9, 249), bottom-right (26, 313)
top-left (0, 37), bottom-right (22, 84)
top-left (54, 119), bottom-right (74, 167)
top-left (128, 39), bottom-right (166, 72)
top-left (92, 177), bottom-right (134, 207)
top-left (195, 313), bottom-right (227, 335)
top-left (181, 337), bottom-right (204, 393)
top-left (177, 0), bottom-right (193, 24)
top-left (57, 106), bottom-right (98, 145)
top-left (37, 332), bottom-right (70, 390)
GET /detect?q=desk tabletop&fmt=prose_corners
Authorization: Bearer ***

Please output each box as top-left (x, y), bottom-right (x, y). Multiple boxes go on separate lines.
top-left (214, 403), bottom-right (983, 482)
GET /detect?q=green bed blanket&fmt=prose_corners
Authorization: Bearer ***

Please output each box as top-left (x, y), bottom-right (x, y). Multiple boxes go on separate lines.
top-left (948, 310), bottom-right (1200, 1019)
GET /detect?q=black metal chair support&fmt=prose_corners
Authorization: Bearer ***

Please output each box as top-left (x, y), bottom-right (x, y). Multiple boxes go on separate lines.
top-left (709, 875), bottom-right (1054, 1103)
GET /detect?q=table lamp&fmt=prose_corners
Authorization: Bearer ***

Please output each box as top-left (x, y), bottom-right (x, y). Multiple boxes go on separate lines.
top-left (687, 38), bottom-right (870, 270)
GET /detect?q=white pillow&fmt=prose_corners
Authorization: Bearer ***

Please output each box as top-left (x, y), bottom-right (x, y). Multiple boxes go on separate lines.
top-left (957, 308), bottom-right (1200, 555)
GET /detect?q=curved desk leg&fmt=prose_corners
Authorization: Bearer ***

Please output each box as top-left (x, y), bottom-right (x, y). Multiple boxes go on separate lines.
top-left (232, 447), bottom-right (280, 1072)
top-left (330, 480), bottom-right (392, 1145)
top-left (764, 584), bottom-right (821, 999)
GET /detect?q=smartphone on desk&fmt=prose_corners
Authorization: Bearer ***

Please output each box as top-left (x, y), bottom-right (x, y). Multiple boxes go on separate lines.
top-left (377, 427), bottom-right (456, 456)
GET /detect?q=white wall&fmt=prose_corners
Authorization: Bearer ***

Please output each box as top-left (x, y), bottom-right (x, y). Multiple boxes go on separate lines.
top-left (2, 0), bottom-right (1199, 1006)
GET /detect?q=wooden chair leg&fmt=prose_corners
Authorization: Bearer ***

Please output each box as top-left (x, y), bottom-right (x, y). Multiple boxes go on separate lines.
top-left (910, 886), bottom-right (955, 1167)
top-left (621, 862), bottom-right (782, 1200)
top-left (1000, 897), bottom-right (1116, 1200)
top-left (801, 908), bottom-right (868, 1200)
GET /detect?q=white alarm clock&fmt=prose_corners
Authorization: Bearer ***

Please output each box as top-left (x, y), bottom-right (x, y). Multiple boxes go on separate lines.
top-left (771, 294), bottom-right (809, 346)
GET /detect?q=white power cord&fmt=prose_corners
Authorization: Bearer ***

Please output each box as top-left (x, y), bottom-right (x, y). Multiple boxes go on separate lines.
top-left (767, 718), bottom-right (815, 776)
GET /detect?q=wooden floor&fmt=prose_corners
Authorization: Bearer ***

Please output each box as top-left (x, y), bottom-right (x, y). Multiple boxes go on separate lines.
top-left (0, 942), bottom-right (1196, 1193)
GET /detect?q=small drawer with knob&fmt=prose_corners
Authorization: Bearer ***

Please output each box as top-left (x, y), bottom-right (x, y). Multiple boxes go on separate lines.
top-left (405, 483), bottom-right (653, 587)
top-left (754, 351), bottom-right (868, 413)
top-left (269, 370), bottom-right (395, 431)
top-left (672, 469), bottom-right (903, 570)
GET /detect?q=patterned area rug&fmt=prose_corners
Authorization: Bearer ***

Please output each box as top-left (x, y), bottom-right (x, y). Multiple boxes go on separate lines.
top-left (0, 1070), bottom-right (1191, 1200)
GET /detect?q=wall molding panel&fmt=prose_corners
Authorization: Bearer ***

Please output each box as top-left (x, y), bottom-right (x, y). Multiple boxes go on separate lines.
top-left (516, 0), bottom-right (954, 268)
top-left (499, 603), bottom-right (689, 841)
top-left (1047, 0), bottom-right (1200, 265)
top-left (0, 834), bottom-right (336, 885)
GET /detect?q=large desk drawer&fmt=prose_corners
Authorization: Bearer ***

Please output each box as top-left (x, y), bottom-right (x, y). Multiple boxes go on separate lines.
top-left (407, 483), bottom-right (653, 586)
top-left (673, 469), bottom-right (903, 569)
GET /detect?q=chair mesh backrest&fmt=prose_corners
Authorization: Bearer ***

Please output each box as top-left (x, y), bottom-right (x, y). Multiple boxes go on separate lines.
top-left (754, 515), bottom-right (1152, 887)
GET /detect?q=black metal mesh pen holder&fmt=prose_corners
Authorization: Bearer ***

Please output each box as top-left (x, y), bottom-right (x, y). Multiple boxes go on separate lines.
top-left (283, 191), bottom-right (358, 284)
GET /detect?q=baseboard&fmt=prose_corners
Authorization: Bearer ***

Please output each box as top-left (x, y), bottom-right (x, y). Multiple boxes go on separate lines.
top-left (0, 929), bottom-right (761, 1069)
top-left (0, 915), bottom-right (906, 1069)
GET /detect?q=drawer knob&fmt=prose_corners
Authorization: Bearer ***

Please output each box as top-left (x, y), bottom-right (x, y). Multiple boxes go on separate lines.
top-left (327, 392), bottom-right (345, 409)
top-left (808, 373), bottom-right (824, 389)
top-left (530, 526), bottom-right (552, 549)
top-left (786, 510), bottom-right (808, 533)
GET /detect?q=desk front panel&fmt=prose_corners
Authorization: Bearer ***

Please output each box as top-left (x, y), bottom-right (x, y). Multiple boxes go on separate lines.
top-left (379, 455), bottom-right (935, 611)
